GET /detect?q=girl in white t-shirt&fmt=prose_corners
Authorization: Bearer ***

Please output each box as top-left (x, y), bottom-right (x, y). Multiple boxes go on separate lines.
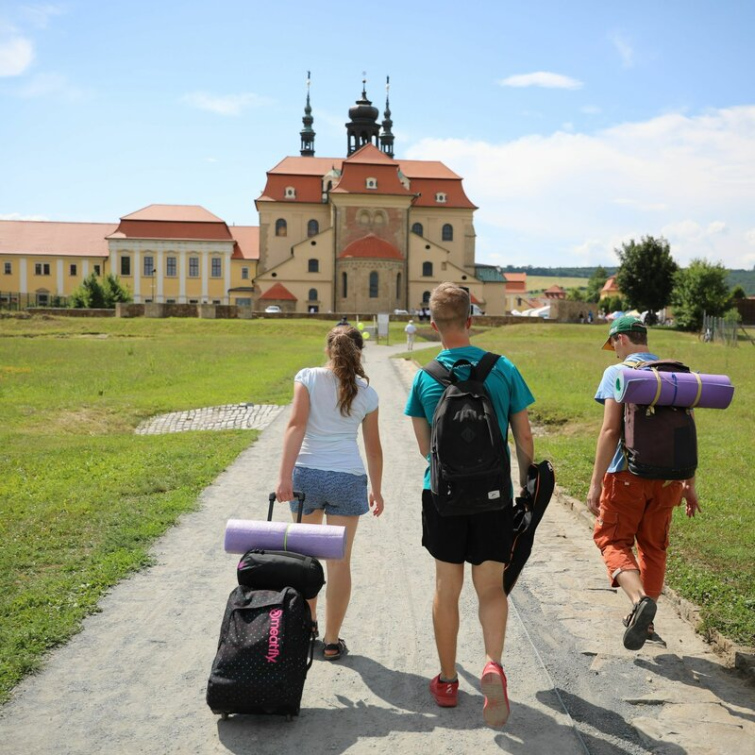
top-left (276, 325), bottom-right (384, 660)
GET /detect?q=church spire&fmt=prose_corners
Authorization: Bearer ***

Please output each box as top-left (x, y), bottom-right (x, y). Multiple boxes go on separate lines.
top-left (345, 72), bottom-right (380, 155)
top-left (300, 71), bottom-right (315, 157)
top-left (380, 75), bottom-right (395, 158)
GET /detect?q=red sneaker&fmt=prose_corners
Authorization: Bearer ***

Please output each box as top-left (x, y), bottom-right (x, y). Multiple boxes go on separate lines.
top-left (429, 674), bottom-right (458, 707)
top-left (481, 661), bottom-right (510, 727)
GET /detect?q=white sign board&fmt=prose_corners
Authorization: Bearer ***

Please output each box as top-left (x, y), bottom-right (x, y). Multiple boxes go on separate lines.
top-left (377, 313), bottom-right (390, 340)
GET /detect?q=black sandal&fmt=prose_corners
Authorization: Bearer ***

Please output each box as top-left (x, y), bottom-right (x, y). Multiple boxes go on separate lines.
top-left (311, 621), bottom-right (319, 640)
top-left (323, 639), bottom-right (347, 660)
top-left (622, 596), bottom-right (657, 650)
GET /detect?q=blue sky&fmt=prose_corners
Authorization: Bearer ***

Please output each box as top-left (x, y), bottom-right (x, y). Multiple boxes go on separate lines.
top-left (2, 1), bottom-right (754, 270)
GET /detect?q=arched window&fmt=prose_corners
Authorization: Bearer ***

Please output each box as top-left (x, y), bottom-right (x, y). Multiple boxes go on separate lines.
top-left (442, 223), bottom-right (453, 242)
top-left (422, 262), bottom-right (433, 277)
top-left (307, 219), bottom-right (319, 237)
top-left (396, 272), bottom-right (402, 299)
top-left (422, 290), bottom-right (431, 303)
top-left (275, 218), bottom-right (287, 237)
top-left (308, 288), bottom-right (318, 301)
top-left (369, 271), bottom-right (379, 298)
top-left (308, 258), bottom-right (319, 273)
top-left (342, 272), bottom-right (348, 298)
top-left (411, 222), bottom-right (423, 236)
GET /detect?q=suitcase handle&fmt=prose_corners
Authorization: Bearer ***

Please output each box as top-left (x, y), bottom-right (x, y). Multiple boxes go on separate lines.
top-left (268, 491), bottom-right (306, 523)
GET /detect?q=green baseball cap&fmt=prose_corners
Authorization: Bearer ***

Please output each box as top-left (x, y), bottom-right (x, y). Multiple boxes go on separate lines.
top-left (602, 315), bottom-right (647, 351)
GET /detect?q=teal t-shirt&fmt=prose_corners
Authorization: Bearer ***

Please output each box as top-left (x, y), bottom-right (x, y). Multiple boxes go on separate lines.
top-left (404, 346), bottom-right (535, 490)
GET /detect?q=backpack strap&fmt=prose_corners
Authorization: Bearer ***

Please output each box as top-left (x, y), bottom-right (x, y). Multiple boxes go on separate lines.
top-left (474, 352), bottom-right (500, 382)
top-left (422, 359), bottom-right (451, 387)
top-left (423, 352), bottom-right (501, 386)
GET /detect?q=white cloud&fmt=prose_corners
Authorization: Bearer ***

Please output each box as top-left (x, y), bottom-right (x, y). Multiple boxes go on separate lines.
top-left (0, 36), bottom-right (34, 76)
top-left (610, 33), bottom-right (635, 68)
top-left (182, 91), bottom-right (273, 116)
top-left (498, 72), bottom-right (583, 90)
top-left (405, 106), bottom-right (755, 268)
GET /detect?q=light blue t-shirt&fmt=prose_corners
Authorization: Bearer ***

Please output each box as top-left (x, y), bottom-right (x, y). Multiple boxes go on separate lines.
top-left (594, 352), bottom-right (658, 473)
top-left (295, 367), bottom-right (379, 475)
top-left (404, 346), bottom-right (535, 490)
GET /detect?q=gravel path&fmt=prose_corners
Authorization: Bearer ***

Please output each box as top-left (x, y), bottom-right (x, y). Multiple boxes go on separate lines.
top-left (1, 340), bottom-right (753, 755)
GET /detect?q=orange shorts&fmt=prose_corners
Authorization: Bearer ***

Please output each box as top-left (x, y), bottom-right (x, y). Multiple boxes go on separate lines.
top-left (593, 471), bottom-right (684, 599)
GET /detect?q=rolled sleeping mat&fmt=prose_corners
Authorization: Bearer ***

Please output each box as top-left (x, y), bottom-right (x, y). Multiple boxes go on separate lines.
top-left (614, 369), bottom-right (734, 409)
top-left (224, 519), bottom-right (346, 560)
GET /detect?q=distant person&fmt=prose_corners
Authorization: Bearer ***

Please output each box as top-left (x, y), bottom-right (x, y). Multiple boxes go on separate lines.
top-left (337, 315), bottom-right (350, 326)
top-left (587, 310), bottom-right (594, 324)
top-left (404, 319), bottom-right (417, 351)
top-left (586, 316), bottom-right (700, 650)
top-left (276, 324), bottom-right (384, 660)
top-left (579, 311), bottom-right (585, 324)
top-left (405, 283), bottom-right (534, 727)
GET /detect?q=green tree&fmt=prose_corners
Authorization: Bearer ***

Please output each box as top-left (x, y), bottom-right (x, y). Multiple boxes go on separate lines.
top-left (586, 265), bottom-right (608, 302)
top-left (730, 284), bottom-right (747, 300)
top-left (69, 273), bottom-right (131, 309)
top-left (615, 236), bottom-right (678, 325)
top-left (671, 259), bottom-right (733, 332)
top-left (566, 287), bottom-right (586, 302)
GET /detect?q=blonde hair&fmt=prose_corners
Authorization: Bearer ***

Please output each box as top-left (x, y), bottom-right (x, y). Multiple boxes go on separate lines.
top-left (326, 325), bottom-right (368, 415)
top-left (429, 283), bottom-right (470, 330)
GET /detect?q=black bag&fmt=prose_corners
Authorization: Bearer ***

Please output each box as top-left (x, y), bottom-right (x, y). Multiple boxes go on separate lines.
top-left (236, 491), bottom-right (325, 600)
top-left (504, 460), bottom-right (555, 595)
top-left (206, 585), bottom-right (313, 718)
top-left (622, 360), bottom-right (698, 480)
top-left (237, 550), bottom-right (324, 600)
top-left (423, 352), bottom-right (511, 516)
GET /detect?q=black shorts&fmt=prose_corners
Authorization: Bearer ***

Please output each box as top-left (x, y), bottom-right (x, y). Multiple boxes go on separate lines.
top-left (421, 489), bottom-right (513, 565)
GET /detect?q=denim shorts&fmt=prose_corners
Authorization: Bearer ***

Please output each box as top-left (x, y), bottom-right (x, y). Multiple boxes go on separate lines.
top-left (291, 466), bottom-right (369, 517)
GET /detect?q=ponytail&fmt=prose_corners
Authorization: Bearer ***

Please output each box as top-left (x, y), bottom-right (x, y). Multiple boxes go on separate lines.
top-left (326, 325), bottom-right (368, 416)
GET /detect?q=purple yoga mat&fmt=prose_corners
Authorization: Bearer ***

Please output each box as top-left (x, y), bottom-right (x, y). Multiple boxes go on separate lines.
top-left (614, 369), bottom-right (734, 409)
top-left (224, 519), bottom-right (346, 559)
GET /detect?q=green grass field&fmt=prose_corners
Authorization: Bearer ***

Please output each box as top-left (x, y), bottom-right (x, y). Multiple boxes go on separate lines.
top-left (0, 316), bottom-right (752, 703)
top-left (525, 275), bottom-right (589, 293)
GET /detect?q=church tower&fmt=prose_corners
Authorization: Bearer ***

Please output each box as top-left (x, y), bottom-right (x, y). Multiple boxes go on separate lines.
top-left (379, 76), bottom-right (395, 158)
top-left (300, 72), bottom-right (315, 157)
top-left (345, 77), bottom-right (381, 155)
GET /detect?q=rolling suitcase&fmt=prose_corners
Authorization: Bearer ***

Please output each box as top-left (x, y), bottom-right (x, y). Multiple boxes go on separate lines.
top-left (207, 492), bottom-right (322, 720)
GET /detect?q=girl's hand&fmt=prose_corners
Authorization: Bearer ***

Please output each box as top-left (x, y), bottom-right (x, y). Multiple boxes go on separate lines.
top-left (275, 479), bottom-right (294, 505)
top-left (369, 491), bottom-right (384, 517)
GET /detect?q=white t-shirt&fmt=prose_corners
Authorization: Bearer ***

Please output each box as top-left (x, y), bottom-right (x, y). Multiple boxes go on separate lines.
top-left (405, 323), bottom-right (417, 334)
top-left (294, 367), bottom-right (379, 475)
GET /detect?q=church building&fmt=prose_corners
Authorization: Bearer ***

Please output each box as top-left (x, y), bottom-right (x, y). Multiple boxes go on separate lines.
top-left (0, 79), bottom-right (506, 314)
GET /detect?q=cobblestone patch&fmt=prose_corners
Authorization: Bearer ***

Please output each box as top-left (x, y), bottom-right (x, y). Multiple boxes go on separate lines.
top-left (135, 403), bottom-right (285, 435)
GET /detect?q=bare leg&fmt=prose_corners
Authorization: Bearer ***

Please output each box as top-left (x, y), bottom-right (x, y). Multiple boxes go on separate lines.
top-left (471, 560), bottom-right (508, 665)
top-left (322, 514), bottom-right (360, 649)
top-left (292, 508), bottom-right (324, 623)
top-left (433, 561), bottom-right (464, 679)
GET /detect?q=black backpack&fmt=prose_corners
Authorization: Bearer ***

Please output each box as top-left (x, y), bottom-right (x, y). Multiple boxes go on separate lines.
top-left (206, 585), bottom-right (313, 718)
top-left (422, 352), bottom-right (511, 516)
top-left (621, 359), bottom-right (698, 480)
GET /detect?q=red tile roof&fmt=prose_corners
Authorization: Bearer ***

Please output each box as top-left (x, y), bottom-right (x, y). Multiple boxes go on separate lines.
top-left (260, 282), bottom-right (297, 300)
top-left (258, 149), bottom-right (476, 209)
top-left (504, 273), bottom-right (528, 293)
top-left (338, 234), bottom-right (403, 260)
top-left (121, 204), bottom-right (225, 222)
top-left (0, 220), bottom-right (116, 257)
top-left (230, 226), bottom-right (259, 260)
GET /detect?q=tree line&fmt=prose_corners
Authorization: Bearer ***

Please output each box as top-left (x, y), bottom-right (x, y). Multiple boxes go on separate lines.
top-left (565, 236), bottom-right (743, 331)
